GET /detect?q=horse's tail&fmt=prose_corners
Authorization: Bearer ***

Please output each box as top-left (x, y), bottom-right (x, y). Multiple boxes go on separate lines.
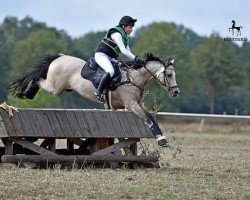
top-left (9, 54), bottom-right (62, 99)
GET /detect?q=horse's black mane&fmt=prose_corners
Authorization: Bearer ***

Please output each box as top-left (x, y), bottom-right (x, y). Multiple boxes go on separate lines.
top-left (144, 52), bottom-right (163, 63)
top-left (124, 52), bottom-right (164, 69)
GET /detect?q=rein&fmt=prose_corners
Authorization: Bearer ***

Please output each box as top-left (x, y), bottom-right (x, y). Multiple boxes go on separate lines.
top-left (114, 58), bottom-right (177, 94)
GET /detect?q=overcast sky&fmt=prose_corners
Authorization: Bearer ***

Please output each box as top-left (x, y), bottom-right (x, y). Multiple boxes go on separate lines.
top-left (0, 0), bottom-right (249, 42)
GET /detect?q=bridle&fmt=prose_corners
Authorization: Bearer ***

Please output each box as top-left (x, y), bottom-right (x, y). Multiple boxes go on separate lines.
top-left (120, 58), bottom-right (178, 94)
top-left (143, 60), bottom-right (178, 91)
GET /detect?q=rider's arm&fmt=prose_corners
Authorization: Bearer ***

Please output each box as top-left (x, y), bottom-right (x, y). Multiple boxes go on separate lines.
top-left (111, 32), bottom-right (135, 60)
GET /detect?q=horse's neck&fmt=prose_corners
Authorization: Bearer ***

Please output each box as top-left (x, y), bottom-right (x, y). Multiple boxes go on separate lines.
top-left (127, 62), bottom-right (159, 88)
top-left (232, 22), bottom-right (236, 28)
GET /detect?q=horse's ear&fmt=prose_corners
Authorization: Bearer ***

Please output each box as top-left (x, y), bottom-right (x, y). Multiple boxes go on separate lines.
top-left (170, 59), bottom-right (175, 64)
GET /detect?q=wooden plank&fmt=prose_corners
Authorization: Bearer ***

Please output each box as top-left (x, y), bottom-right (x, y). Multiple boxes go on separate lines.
top-left (91, 111), bottom-right (107, 137)
top-left (65, 110), bottom-right (83, 137)
top-left (0, 109), bottom-right (16, 137)
top-left (83, 111), bottom-right (99, 137)
top-left (113, 111), bottom-right (132, 138)
top-left (108, 111), bottom-right (127, 138)
top-left (45, 110), bottom-right (66, 138)
top-left (7, 111), bottom-right (25, 137)
top-left (73, 110), bottom-right (93, 137)
top-left (118, 138), bottom-right (133, 155)
top-left (0, 121), bottom-right (8, 138)
top-left (34, 110), bottom-right (55, 137)
top-left (1, 108), bottom-right (155, 138)
top-left (11, 138), bottom-right (57, 155)
top-left (131, 113), bottom-right (154, 138)
top-left (53, 110), bottom-right (73, 138)
top-left (25, 110), bottom-right (41, 137)
top-left (26, 110), bottom-right (45, 137)
top-left (92, 111), bottom-right (106, 137)
top-left (93, 111), bottom-right (114, 138)
top-left (1, 154), bottom-right (159, 163)
top-left (17, 110), bottom-right (39, 137)
top-left (100, 111), bottom-right (118, 137)
top-left (17, 110), bottom-right (37, 137)
top-left (124, 112), bottom-right (143, 137)
top-left (92, 138), bottom-right (140, 155)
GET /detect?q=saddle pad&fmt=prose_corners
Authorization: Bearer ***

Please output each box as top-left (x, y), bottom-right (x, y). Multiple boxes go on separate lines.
top-left (81, 59), bottom-right (122, 90)
top-left (81, 62), bottom-right (97, 84)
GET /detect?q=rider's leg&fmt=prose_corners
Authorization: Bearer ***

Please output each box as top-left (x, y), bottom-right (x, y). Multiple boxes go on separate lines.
top-left (94, 72), bottom-right (111, 102)
top-left (94, 53), bottom-right (114, 102)
top-left (95, 52), bottom-right (115, 77)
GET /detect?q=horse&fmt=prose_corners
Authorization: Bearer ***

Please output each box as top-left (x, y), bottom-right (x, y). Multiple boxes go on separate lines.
top-left (9, 53), bottom-right (180, 147)
top-left (229, 20), bottom-right (242, 36)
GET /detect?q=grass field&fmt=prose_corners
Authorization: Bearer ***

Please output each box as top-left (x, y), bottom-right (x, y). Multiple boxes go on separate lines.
top-left (0, 124), bottom-right (249, 200)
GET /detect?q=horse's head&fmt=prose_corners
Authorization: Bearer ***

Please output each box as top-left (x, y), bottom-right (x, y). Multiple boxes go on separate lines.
top-left (144, 53), bottom-right (180, 98)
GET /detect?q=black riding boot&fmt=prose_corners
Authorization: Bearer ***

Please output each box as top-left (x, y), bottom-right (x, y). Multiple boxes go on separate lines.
top-left (94, 72), bottom-right (111, 102)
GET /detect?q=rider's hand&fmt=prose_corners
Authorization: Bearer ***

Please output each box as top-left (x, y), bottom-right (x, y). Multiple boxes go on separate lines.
top-left (134, 56), bottom-right (144, 67)
top-left (113, 61), bottom-right (123, 68)
top-left (117, 61), bottom-right (123, 68)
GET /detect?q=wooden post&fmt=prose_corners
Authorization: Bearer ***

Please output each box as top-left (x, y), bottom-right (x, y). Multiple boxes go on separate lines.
top-left (2, 138), bottom-right (13, 155)
top-left (89, 138), bottom-right (110, 154)
top-left (130, 142), bottom-right (138, 155)
top-left (198, 118), bottom-right (205, 133)
top-left (67, 139), bottom-right (74, 151)
top-left (48, 139), bottom-right (56, 152)
top-left (40, 138), bottom-right (56, 152)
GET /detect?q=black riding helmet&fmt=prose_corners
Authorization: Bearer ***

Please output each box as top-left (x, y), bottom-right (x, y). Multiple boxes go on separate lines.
top-left (119, 16), bottom-right (137, 27)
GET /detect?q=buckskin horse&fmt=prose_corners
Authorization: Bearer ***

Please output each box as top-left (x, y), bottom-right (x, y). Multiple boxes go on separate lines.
top-left (9, 53), bottom-right (180, 146)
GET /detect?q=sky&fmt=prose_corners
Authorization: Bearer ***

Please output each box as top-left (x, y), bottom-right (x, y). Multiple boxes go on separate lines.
top-left (0, 0), bottom-right (249, 43)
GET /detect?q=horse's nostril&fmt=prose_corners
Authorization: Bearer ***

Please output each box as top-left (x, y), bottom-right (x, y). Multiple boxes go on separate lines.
top-left (173, 89), bottom-right (180, 97)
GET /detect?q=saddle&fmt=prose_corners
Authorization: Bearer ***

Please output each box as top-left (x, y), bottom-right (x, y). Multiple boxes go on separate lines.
top-left (81, 57), bottom-right (127, 91)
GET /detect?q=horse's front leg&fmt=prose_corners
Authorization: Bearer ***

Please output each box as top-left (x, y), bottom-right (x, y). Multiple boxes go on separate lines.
top-left (126, 102), bottom-right (168, 147)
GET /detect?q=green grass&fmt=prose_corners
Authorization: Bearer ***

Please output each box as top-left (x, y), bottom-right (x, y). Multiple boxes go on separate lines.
top-left (0, 131), bottom-right (249, 200)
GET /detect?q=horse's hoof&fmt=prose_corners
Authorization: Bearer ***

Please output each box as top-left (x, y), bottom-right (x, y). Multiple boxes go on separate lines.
top-left (157, 136), bottom-right (168, 147)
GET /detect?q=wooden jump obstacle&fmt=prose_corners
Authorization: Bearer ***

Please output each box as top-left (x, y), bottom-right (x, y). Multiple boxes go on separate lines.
top-left (0, 107), bottom-right (159, 168)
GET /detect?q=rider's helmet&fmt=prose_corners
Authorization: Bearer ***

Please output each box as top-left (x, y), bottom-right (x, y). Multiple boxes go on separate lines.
top-left (119, 16), bottom-right (137, 27)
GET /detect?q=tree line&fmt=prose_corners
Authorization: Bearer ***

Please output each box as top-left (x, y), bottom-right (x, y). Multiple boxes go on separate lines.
top-left (0, 16), bottom-right (249, 114)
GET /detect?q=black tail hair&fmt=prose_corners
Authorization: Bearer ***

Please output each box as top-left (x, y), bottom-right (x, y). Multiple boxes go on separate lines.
top-left (9, 54), bottom-right (62, 99)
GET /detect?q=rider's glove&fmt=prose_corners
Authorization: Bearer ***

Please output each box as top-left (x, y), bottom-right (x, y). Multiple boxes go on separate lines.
top-left (134, 56), bottom-right (144, 67)
top-left (117, 61), bottom-right (123, 68)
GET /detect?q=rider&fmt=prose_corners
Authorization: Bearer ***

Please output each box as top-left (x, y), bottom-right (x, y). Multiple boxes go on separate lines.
top-left (94, 15), bottom-right (144, 102)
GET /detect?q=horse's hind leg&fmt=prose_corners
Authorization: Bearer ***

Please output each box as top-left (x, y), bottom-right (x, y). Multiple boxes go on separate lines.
top-left (38, 78), bottom-right (63, 95)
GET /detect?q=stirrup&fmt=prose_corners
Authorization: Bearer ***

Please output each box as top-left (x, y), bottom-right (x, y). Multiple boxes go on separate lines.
top-left (94, 92), bottom-right (105, 103)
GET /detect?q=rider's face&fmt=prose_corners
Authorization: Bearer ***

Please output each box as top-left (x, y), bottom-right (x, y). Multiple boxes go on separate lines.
top-left (123, 26), bottom-right (133, 35)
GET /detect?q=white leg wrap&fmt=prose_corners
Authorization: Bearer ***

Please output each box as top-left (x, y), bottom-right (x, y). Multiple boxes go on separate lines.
top-left (157, 135), bottom-right (166, 141)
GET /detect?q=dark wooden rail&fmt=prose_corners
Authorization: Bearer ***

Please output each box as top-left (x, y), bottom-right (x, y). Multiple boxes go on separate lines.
top-left (0, 108), bottom-right (154, 138)
top-left (0, 108), bottom-right (158, 168)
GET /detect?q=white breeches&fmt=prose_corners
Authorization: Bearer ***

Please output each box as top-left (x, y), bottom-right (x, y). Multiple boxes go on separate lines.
top-left (94, 52), bottom-right (115, 77)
